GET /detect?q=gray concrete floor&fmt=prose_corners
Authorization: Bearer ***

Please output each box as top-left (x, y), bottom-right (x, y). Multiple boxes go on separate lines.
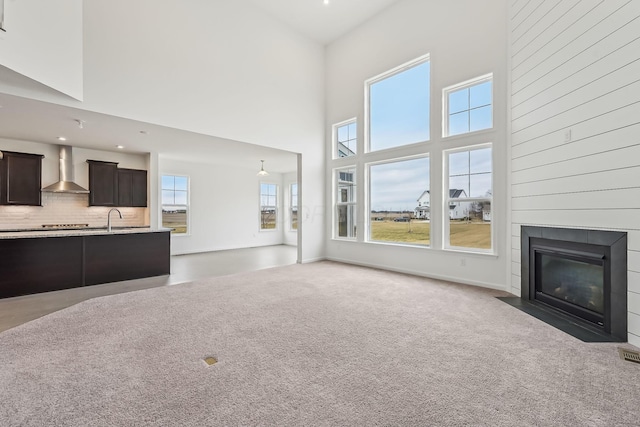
top-left (0, 244), bottom-right (298, 333)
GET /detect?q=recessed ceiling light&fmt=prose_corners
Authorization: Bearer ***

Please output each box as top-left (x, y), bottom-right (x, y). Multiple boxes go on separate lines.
top-left (57, 136), bottom-right (67, 141)
top-left (324, 0), bottom-right (329, 4)
top-left (116, 145), bottom-right (124, 149)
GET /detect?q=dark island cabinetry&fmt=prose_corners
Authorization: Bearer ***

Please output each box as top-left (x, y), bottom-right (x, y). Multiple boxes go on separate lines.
top-left (0, 231), bottom-right (170, 299)
top-left (0, 151), bottom-right (43, 206)
top-left (0, 236), bottom-right (84, 298)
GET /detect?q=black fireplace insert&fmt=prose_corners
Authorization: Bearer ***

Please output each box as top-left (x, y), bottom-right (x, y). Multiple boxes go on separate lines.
top-left (521, 226), bottom-right (627, 341)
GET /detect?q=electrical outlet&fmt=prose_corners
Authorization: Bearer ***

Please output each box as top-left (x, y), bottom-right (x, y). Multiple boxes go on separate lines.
top-left (564, 128), bottom-right (572, 142)
top-left (460, 259), bottom-right (466, 267)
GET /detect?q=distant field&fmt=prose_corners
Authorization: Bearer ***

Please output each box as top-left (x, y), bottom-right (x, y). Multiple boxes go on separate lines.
top-left (162, 212), bottom-right (187, 234)
top-left (370, 220), bottom-right (491, 249)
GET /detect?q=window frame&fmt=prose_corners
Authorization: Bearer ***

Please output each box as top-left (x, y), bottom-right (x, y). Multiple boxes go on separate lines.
top-left (365, 53), bottom-right (431, 154)
top-left (366, 154), bottom-right (431, 248)
top-left (442, 73), bottom-right (493, 138)
top-left (443, 143), bottom-right (493, 253)
top-left (161, 174), bottom-right (190, 236)
top-left (334, 166), bottom-right (357, 240)
top-left (289, 182), bottom-right (298, 231)
top-left (259, 182), bottom-right (279, 232)
top-left (333, 118), bottom-right (358, 159)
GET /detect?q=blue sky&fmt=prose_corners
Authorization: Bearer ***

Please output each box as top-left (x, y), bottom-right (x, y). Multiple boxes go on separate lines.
top-left (368, 61), bottom-right (492, 212)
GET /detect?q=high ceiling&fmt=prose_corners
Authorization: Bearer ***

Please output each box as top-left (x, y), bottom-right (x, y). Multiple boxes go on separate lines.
top-left (0, 0), bottom-right (404, 170)
top-left (247, 0), bottom-right (403, 44)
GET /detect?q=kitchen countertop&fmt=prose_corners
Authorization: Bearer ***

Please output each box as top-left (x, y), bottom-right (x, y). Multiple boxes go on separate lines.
top-left (0, 227), bottom-right (172, 239)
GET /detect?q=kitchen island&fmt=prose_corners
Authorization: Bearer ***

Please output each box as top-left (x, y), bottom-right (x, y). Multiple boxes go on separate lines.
top-left (0, 228), bottom-right (170, 299)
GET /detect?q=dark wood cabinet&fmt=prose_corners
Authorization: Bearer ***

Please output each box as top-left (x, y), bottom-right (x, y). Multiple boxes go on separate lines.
top-left (0, 231), bottom-right (170, 299)
top-left (0, 236), bottom-right (84, 298)
top-left (0, 151), bottom-right (43, 206)
top-left (87, 160), bottom-right (118, 206)
top-left (88, 160), bottom-right (147, 207)
top-left (118, 169), bottom-right (147, 207)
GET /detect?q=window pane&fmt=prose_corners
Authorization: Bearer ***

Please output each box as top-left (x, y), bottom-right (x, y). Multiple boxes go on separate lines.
top-left (470, 173), bottom-right (492, 198)
top-left (470, 147), bottom-right (492, 174)
top-left (470, 80), bottom-right (492, 108)
top-left (162, 190), bottom-right (175, 205)
top-left (449, 151), bottom-right (469, 176)
top-left (449, 111), bottom-right (469, 136)
top-left (337, 122), bottom-right (357, 157)
top-left (449, 176), bottom-right (470, 198)
top-left (449, 88), bottom-right (469, 114)
top-left (260, 183), bottom-right (278, 230)
top-left (174, 176), bottom-right (188, 191)
top-left (337, 205), bottom-right (356, 238)
top-left (449, 201), bottom-right (491, 249)
top-left (370, 61), bottom-right (430, 151)
top-left (174, 190), bottom-right (188, 205)
top-left (337, 168), bottom-right (356, 203)
top-left (291, 183), bottom-right (298, 207)
top-left (470, 105), bottom-right (492, 132)
top-left (161, 175), bottom-right (175, 190)
top-left (369, 157), bottom-right (430, 246)
top-left (162, 207), bottom-right (188, 234)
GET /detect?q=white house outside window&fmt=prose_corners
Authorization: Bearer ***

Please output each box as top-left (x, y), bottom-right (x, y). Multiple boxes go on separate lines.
top-left (335, 120), bottom-right (357, 158)
top-left (161, 175), bottom-right (189, 234)
top-left (290, 183), bottom-right (298, 230)
top-left (445, 144), bottom-right (492, 251)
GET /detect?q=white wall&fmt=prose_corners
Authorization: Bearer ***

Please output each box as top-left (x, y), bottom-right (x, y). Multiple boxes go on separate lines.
top-left (508, 0), bottom-right (640, 346)
top-left (324, 0), bottom-right (509, 289)
top-left (0, 0), bottom-right (325, 262)
top-left (0, 0), bottom-right (83, 100)
top-left (0, 138), bottom-right (148, 229)
top-left (159, 157), bottom-right (290, 255)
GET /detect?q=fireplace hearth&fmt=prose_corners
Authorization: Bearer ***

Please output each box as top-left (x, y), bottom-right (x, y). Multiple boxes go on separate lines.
top-left (520, 226), bottom-right (627, 342)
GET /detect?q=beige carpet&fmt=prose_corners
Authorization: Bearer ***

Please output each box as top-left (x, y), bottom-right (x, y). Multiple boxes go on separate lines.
top-left (0, 261), bottom-right (639, 426)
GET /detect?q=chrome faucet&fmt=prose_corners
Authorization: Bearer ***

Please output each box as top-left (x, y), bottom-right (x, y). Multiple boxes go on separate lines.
top-left (107, 208), bottom-right (122, 232)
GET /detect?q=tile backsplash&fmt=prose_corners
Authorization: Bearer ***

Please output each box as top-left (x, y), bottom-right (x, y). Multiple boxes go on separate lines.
top-left (0, 193), bottom-right (148, 229)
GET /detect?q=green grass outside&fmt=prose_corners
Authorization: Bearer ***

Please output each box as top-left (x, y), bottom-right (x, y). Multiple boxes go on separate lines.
top-left (370, 220), bottom-right (491, 249)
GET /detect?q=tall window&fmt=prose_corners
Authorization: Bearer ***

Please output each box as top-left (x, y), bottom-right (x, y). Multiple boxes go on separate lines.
top-left (162, 175), bottom-right (189, 234)
top-left (369, 157), bottom-right (430, 246)
top-left (290, 183), bottom-right (298, 230)
top-left (368, 56), bottom-right (430, 151)
top-left (336, 120), bottom-right (357, 158)
top-left (444, 74), bottom-right (492, 137)
top-left (260, 183), bottom-right (278, 230)
top-left (445, 145), bottom-right (492, 250)
top-left (335, 167), bottom-right (356, 239)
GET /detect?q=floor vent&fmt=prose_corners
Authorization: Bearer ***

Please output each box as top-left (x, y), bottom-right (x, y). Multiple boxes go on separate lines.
top-left (618, 348), bottom-right (640, 364)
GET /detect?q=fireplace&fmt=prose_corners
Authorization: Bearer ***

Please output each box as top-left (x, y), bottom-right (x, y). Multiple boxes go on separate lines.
top-left (521, 226), bottom-right (627, 341)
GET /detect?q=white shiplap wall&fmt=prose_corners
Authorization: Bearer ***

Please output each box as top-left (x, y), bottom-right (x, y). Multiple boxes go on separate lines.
top-left (509, 0), bottom-right (640, 346)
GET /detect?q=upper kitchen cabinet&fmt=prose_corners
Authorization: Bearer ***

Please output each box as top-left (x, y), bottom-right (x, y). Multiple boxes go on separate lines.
top-left (87, 160), bottom-right (118, 206)
top-left (118, 169), bottom-right (147, 207)
top-left (0, 151), bottom-right (44, 206)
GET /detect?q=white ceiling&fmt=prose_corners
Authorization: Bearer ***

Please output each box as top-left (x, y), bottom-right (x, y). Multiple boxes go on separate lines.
top-left (247, 0), bottom-right (403, 45)
top-left (0, 1), bottom-right (404, 172)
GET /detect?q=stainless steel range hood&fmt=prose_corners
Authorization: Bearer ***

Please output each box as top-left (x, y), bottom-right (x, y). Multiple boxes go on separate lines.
top-left (41, 146), bottom-right (90, 194)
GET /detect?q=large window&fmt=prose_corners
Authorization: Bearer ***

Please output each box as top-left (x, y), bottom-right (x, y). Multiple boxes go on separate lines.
top-left (445, 145), bottom-right (492, 250)
top-left (290, 183), bottom-right (298, 230)
top-left (336, 120), bottom-right (357, 158)
top-left (369, 157), bottom-right (430, 246)
top-left (444, 74), bottom-right (492, 137)
top-left (335, 168), bottom-right (356, 239)
top-left (368, 56), bottom-right (430, 151)
top-left (162, 175), bottom-right (189, 234)
top-left (260, 183), bottom-right (278, 230)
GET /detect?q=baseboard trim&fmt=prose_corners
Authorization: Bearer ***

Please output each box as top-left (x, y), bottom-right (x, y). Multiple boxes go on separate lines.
top-left (325, 256), bottom-right (508, 292)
